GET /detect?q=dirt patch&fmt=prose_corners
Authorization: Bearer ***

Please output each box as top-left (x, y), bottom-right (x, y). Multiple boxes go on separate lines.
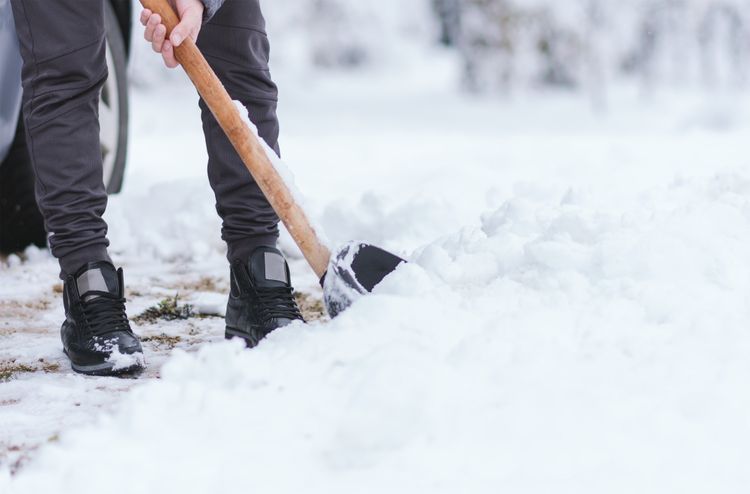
top-left (39, 360), bottom-right (60, 373)
top-left (1, 443), bottom-right (32, 476)
top-left (141, 333), bottom-right (183, 349)
top-left (0, 362), bottom-right (35, 382)
top-left (0, 324), bottom-right (54, 336)
top-left (0, 359), bottom-right (59, 381)
top-left (295, 292), bottom-right (328, 322)
top-left (0, 298), bottom-right (53, 318)
top-left (165, 276), bottom-right (225, 293)
top-left (1, 435), bottom-right (58, 476)
top-left (0, 298), bottom-right (55, 336)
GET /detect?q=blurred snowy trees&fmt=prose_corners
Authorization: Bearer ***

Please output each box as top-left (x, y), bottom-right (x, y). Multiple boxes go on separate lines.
top-left (265, 0), bottom-right (750, 92)
top-left (130, 0), bottom-right (750, 93)
top-left (434, 0), bottom-right (750, 92)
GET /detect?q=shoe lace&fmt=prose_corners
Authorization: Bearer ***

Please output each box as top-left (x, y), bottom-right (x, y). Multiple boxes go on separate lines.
top-left (256, 286), bottom-right (302, 323)
top-left (82, 293), bottom-right (132, 337)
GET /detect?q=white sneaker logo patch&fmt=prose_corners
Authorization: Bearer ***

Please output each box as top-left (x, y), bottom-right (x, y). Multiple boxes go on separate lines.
top-left (264, 252), bottom-right (287, 283)
top-left (77, 269), bottom-right (109, 301)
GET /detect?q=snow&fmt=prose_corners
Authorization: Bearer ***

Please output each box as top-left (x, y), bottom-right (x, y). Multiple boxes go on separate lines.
top-left (106, 347), bottom-right (146, 372)
top-left (4, 7), bottom-right (750, 492)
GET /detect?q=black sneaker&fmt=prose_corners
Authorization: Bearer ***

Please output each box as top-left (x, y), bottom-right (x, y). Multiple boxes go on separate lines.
top-left (225, 246), bottom-right (304, 347)
top-left (61, 261), bottom-right (144, 376)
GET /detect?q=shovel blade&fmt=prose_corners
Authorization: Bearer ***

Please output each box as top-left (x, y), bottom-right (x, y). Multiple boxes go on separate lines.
top-left (322, 242), bottom-right (406, 317)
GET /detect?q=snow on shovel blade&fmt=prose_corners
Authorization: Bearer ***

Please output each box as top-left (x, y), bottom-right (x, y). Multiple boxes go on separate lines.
top-left (322, 242), bottom-right (406, 317)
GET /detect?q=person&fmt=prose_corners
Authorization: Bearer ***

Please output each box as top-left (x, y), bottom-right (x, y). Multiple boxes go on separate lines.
top-left (10, 0), bottom-right (304, 376)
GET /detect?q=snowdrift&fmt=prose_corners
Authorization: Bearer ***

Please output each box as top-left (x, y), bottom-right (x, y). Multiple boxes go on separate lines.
top-left (4, 172), bottom-right (750, 493)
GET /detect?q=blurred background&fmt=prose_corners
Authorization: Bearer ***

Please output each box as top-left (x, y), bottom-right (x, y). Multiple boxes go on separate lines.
top-left (131, 0), bottom-right (750, 97)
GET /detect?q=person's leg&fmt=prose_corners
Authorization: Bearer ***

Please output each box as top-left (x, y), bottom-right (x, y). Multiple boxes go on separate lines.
top-left (197, 0), bottom-right (305, 344)
top-left (196, 0), bottom-right (280, 263)
top-left (11, 0), bottom-right (112, 276)
top-left (11, 0), bottom-right (143, 376)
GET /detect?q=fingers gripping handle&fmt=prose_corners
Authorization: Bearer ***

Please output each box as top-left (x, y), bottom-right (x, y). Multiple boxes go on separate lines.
top-left (137, 0), bottom-right (332, 279)
top-left (141, 0), bottom-right (180, 31)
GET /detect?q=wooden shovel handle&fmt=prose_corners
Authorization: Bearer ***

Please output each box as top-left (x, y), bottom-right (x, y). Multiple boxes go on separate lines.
top-left (139, 0), bottom-right (331, 278)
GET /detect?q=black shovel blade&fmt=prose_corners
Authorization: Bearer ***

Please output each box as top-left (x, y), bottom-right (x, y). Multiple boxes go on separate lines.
top-left (321, 242), bottom-right (406, 317)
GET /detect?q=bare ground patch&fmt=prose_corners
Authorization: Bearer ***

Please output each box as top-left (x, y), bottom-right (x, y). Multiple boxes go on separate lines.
top-left (140, 333), bottom-right (183, 350)
top-left (162, 275), bottom-right (226, 293)
top-left (0, 298), bottom-right (53, 318)
top-left (0, 359), bottom-right (60, 381)
top-left (295, 292), bottom-right (328, 322)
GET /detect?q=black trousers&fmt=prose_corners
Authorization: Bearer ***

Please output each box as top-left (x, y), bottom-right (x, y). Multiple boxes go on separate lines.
top-left (11, 0), bottom-right (280, 276)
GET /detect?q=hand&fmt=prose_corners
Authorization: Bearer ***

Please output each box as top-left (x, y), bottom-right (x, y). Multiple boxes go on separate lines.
top-left (140, 0), bottom-right (204, 68)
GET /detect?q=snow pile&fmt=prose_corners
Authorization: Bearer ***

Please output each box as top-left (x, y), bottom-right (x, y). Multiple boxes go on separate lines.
top-left (4, 171), bottom-right (750, 492)
top-left (107, 347), bottom-right (146, 372)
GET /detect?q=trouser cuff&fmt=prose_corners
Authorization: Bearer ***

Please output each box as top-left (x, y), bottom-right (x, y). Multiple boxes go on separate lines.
top-left (226, 234), bottom-right (279, 263)
top-left (59, 245), bottom-right (112, 279)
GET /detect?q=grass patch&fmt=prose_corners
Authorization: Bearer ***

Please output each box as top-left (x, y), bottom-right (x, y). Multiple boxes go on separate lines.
top-left (0, 359), bottom-right (61, 381)
top-left (0, 361), bottom-right (36, 382)
top-left (133, 295), bottom-right (197, 325)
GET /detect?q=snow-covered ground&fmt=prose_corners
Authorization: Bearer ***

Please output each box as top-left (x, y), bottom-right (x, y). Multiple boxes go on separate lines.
top-left (4, 28), bottom-right (750, 492)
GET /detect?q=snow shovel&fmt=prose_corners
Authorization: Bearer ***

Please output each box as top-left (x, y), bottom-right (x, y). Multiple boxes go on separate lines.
top-left (140, 0), bottom-right (406, 317)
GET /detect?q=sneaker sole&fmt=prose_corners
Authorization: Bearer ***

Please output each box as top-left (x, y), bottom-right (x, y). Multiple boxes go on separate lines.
top-left (65, 350), bottom-right (145, 377)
